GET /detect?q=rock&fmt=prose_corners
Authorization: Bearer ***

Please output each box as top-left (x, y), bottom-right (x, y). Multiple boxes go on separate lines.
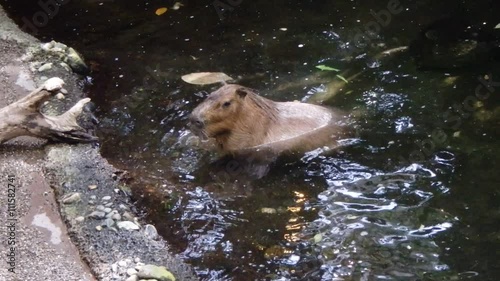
top-left (117, 221), bottom-right (140, 231)
top-left (60, 62), bottom-right (72, 72)
top-left (111, 263), bottom-right (118, 272)
top-left (62, 192), bottom-right (81, 204)
top-left (43, 77), bottom-right (64, 91)
top-left (65, 47), bottom-right (89, 74)
top-left (125, 275), bottom-right (138, 281)
top-left (88, 200), bottom-right (95, 205)
top-left (105, 202), bottom-right (113, 207)
top-left (96, 225), bottom-right (103, 231)
top-left (111, 213), bottom-right (122, 221)
top-left (74, 216), bottom-right (85, 223)
top-left (118, 260), bottom-right (128, 267)
top-left (41, 41), bottom-right (54, 51)
top-left (104, 207), bottom-right (112, 213)
top-left (38, 63), bottom-right (53, 72)
top-left (134, 257), bottom-right (141, 263)
top-left (127, 268), bottom-right (138, 276)
top-left (144, 224), bottom-right (158, 240)
top-left (96, 205), bottom-right (105, 211)
top-left (137, 264), bottom-right (176, 281)
top-left (55, 93), bottom-right (65, 100)
top-left (90, 195), bottom-right (97, 200)
top-left (104, 218), bottom-right (115, 228)
top-left (89, 211), bottom-right (106, 219)
top-left (102, 196), bottom-right (112, 201)
top-left (88, 184), bottom-right (97, 190)
top-left (122, 211), bottom-right (135, 221)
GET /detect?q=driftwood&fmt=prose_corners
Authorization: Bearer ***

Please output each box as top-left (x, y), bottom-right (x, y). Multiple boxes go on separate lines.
top-left (0, 77), bottom-right (97, 144)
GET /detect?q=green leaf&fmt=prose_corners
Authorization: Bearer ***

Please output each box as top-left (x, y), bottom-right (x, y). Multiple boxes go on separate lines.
top-left (315, 65), bottom-right (340, 72)
top-left (336, 74), bottom-right (349, 83)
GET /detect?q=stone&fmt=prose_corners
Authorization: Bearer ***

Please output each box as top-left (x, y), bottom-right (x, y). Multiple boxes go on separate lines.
top-left (117, 221), bottom-right (140, 231)
top-left (104, 218), bottom-right (115, 228)
top-left (118, 260), bottom-right (128, 267)
top-left (74, 216), bottom-right (85, 223)
top-left (55, 93), bottom-right (65, 100)
top-left (65, 47), bottom-right (89, 74)
top-left (111, 213), bottom-right (122, 221)
top-left (90, 195), bottom-right (97, 200)
top-left (96, 205), bottom-right (105, 211)
top-left (38, 63), bottom-right (53, 72)
top-left (102, 196), bottom-right (112, 201)
top-left (62, 192), bottom-right (81, 204)
top-left (96, 225), bottom-right (103, 231)
top-left (125, 275), bottom-right (138, 281)
top-left (104, 207), bottom-right (112, 213)
top-left (137, 264), bottom-right (176, 281)
top-left (127, 268), bottom-right (138, 276)
top-left (122, 211), bottom-right (135, 221)
top-left (144, 224), bottom-right (158, 240)
top-left (89, 211), bottom-right (106, 219)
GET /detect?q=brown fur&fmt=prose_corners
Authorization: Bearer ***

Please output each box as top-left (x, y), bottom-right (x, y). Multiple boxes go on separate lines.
top-left (189, 84), bottom-right (345, 154)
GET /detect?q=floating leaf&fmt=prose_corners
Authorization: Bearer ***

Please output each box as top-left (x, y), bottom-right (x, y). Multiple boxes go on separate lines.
top-left (335, 74), bottom-right (349, 83)
top-left (172, 2), bottom-right (184, 10)
top-left (316, 65), bottom-right (340, 72)
top-left (155, 7), bottom-right (168, 16)
top-left (181, 72), bottom-right (233, 85)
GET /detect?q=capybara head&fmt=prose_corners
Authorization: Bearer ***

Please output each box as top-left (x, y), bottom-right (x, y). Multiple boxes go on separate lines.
top-left (189, 84), bottom-right (251, 140)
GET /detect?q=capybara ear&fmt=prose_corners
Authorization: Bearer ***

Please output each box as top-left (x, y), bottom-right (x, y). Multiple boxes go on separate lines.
top-left (235, 88), bottom-right (248, 99)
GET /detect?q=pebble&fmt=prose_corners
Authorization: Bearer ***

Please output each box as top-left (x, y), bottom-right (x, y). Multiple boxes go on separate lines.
top-left (62, 192), bottom-right (81, 204)
top-left (118, 260), bottom-right (128, 267)
top-left (137, 264), bottom-right (176, 281)
top-left (111, 263), bottom-right (118, 272)
top-left (90, 195), bottom-right (97, 200)
top-left (89, 211), bottom-right (106, 219)
top-left (117, 221), bottom-right (140, 231)
top-left (102, 196), bottom-right (112, 201)
top-left (55, 93), bottom-right (65, 100)
top-left (122, 211), bottom-right (135, 221)
top-left (104, 218), bottom-right (115, 228)
top-left (38, 63), bottom-right (53, 72)
top-left (125, 275), bottom-right (138, 281)
top-left (74, 216), bottom-right (85, 223)
top-left (105, 202), bottom-right (113, 207)
top-left (96, 205), bottom-right (105, 211)
top-left (88, 184), bottom-right (97, 190)
top-left (126, 268), bottom-right (138, 276)
top-left (144, 224), bottom-right (158, 240)
top-left (95, 225), bottom-right (103, 231)
top-left (88, 200), bottom-right (95, 205)
top-left (104, 207), bottom-right (112, 213)
top-left (134, 257), bottom-right (141, 263)
top-left (111, 213), bottom-right (122, 221)
top-left (119, 204), bottom-right (128, 210)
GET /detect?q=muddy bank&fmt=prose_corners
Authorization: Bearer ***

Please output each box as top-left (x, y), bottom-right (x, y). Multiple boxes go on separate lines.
top-left (0, 6), bottom-right (197, 281)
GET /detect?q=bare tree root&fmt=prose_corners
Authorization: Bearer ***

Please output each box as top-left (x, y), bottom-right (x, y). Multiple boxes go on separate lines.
top-left (0, 77), bottom-right (97, 144)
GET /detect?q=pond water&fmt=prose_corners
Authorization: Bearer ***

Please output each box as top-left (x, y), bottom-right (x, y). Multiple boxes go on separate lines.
top-left (2, 0), bottom-right (500, 280)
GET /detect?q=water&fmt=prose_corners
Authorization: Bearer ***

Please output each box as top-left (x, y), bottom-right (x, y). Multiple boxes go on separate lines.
top-left (2, 0), bottom-right (500, 280)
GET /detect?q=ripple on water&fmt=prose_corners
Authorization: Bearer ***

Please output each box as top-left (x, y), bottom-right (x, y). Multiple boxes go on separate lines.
top-left (293, 157), bottom-right (455, 280)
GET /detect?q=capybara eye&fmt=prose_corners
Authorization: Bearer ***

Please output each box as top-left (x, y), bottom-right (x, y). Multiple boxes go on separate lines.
top-left (222, 101), bottom-right (231, 108)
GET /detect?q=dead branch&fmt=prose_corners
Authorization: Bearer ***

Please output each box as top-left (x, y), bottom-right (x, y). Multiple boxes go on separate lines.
top-left (0, 77), bottom-right (97, 144)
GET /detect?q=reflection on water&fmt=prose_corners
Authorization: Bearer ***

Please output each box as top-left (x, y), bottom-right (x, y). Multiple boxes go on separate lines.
top-left (2, 0), bottom-right (500, 280)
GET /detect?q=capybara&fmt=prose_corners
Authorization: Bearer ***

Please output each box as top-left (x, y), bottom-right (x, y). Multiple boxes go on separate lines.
top-left (189, 84), bottom-right (346, 156)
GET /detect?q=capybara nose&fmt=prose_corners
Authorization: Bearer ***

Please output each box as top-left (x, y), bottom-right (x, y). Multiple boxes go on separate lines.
top-left (189, 115), bottom-right (204, 128)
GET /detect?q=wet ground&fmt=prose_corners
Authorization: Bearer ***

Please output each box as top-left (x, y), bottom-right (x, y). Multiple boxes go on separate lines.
top-left (2, 0), bottom-right (499, 280)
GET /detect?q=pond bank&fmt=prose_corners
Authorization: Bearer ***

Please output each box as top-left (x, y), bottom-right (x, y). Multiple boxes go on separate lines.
top-left (0, 6), bottom-right (197, 281)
